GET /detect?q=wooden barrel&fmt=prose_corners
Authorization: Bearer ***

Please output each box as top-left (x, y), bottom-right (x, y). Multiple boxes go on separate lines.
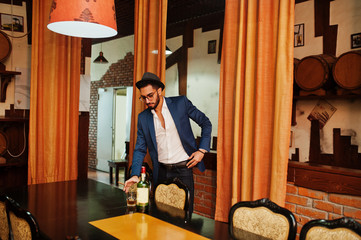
top-left (293, 58), bottom-right (300, 81)
top-left (333, 50), bottom-right (361, 90)
top-left (295, 54), bottom-right (337, 91)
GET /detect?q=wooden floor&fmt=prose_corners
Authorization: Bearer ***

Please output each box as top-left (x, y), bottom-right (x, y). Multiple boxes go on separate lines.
top-left (88, 168), bottom-right (126, 189)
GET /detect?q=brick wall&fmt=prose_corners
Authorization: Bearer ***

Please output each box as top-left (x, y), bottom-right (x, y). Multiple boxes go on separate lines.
top-left (193, 168), bottom-right (217, 218)
top-left (88, 52), bottom-right (134, 168)
top-left (285, 182), bottom-right (361, 238)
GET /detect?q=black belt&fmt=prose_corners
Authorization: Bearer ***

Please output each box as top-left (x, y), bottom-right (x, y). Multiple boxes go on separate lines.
top-left (159, 160), bottom-right (189, 170)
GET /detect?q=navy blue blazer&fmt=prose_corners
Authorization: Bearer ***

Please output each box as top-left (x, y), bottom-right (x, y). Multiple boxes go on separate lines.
top-left (131, 95), bottom-right (212, 184)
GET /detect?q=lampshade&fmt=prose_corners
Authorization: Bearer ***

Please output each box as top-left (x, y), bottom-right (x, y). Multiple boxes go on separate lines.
top-left (93, 51), bottom-right (109, 64)
top-left (47, 0), bottom-right (117, 38)
top-left (166, 46), bottom-right (172, 55)
top-left (152, 46), bottom-right (172, 55)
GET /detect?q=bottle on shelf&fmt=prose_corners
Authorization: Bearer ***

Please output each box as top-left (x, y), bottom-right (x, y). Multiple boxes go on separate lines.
top-left (136, 166), bottom-right (149, 212)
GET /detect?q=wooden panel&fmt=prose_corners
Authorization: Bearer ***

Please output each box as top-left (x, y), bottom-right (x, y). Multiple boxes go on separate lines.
top-left (309, 120), bottom-right (321, 163)
top-left (288, 161), bottom-right (361, 196)
top-left (78, 112), bottom-right (89, 180)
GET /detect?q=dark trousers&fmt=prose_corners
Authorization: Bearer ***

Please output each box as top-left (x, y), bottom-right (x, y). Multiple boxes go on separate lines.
top-left (157, 164), bottom-right (194, 213)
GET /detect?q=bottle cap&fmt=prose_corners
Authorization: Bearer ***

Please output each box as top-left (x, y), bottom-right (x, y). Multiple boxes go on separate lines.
top-left (141, 166), bottom-right (146, 173)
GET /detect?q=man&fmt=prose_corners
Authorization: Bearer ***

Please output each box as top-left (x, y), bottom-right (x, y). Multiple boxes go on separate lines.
top-left (123, 72), bottom-right (212, 212)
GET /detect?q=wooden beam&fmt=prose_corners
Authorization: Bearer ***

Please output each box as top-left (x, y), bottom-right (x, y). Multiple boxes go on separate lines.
top-left (314, 0), bottom-right (338, 55)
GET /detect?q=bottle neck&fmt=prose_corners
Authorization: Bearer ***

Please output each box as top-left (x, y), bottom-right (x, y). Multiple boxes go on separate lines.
top-left (141, 172), bottom-right (146, 182)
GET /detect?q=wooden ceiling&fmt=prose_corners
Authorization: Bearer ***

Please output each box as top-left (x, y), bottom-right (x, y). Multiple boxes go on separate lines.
top-left (0, 0), bottom-right (225, 43)
top-left (95, 0), bottom-right (225, 44)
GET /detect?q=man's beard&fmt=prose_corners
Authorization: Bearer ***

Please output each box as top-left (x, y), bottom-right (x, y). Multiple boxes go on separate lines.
top-left (147, 93), bottom-right (160, 109)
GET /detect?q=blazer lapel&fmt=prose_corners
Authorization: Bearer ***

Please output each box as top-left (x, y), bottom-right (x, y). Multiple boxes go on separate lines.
top-left (166, 97), bottom-right (181, 129)
top-left (145, 109), bottom-right (157, 150)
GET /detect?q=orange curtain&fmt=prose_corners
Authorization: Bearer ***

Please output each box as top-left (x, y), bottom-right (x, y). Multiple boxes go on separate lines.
top-left (128, 0), bottom-right (167, 168)
top-left (28, 0), bottom-right (81, 184)
top-left (215, 0), bottom-right (294, 222)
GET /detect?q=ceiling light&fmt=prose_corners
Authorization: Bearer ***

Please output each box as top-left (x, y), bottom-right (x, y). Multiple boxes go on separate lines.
top-left (93, 44), bottom-right (108, 64)
top-left (151, 46), bottom-right (172, 55)
top-left (47, 0), bottom-right (117, 38)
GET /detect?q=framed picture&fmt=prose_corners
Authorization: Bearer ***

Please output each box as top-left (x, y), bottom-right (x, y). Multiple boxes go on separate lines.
top-left (294, 23), bottom-right (304, 47)
top-left (0, 13), bottom-right (24, 32)
top-left (208, 40), bottom-right (217, 54)
top-left (351, 33), bottom-right (361, 49)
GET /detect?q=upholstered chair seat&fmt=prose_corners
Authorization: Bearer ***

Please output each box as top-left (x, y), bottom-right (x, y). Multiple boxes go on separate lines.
top-left (7, 197), bottom-right (40, 240)
top-left (9, 212), bottom-right (32, 240)
top-left (154, 178), bottom-right (190, 211)
top-left (229, 198), bottom-right (297, 240)
top-left (155, 183), bottom-right (186, 209)
top-left (232, 206), bottom-right (290, 240)
top-left (0, 195), bottom-right (10, 240)
top-left (300, 217), bottom-right (361, 240)
top-left (305, 226), bottom-right (361, 240)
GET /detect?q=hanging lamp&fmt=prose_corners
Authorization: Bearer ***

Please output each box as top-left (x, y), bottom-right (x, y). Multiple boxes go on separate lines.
top-left (152, 46), bottom-right (172, 55)
top-left (47, 0), bottom-right (117, 38)
top-left (93, 44), bottom-right (109, 63)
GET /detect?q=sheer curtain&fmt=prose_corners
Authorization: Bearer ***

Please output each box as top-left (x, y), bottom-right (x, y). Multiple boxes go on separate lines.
top-left (129, 0), bottom-right (167, 168)
top-left (215, 0), bottom-right (295, 222)
top-left (28, 0), bottom-right (81, 184)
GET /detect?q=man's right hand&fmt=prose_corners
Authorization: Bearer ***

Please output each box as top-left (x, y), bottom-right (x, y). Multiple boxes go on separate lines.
top-left (123, 175), bottom-right (140, 192)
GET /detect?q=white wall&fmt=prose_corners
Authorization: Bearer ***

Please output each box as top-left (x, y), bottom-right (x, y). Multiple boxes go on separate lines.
top-left (95, 29), bottom-right (221, 142)
top-left (91, 35), bottom-right (134, 81)
top-left (291, 0), bottom-right (361, 162)
top-left (0, 2), bottom-right (30, 116)
top-left (165, 29), bottom-right (220, 141)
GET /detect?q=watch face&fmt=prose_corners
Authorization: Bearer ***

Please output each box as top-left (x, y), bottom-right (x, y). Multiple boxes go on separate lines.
top-left (0, 132), bottom-right (7, 155)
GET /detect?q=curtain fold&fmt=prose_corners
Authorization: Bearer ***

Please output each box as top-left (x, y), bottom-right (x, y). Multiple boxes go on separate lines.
top-left (129, 0), bottom-right (167, 169)
top-left (215, 0), bottom-right (294, 222)
top-left (28, 0), bottom-right (81, 184)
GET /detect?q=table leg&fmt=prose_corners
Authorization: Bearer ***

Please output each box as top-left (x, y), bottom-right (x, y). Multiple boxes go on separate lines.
top-left (124, 166), bottom-right (128, 180)
top-left (109, 166), bottom-right (113, 184)
top-left (115, 166), bottom-right (119, 187)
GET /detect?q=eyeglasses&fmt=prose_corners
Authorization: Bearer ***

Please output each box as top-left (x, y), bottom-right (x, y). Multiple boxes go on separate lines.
top-left (139, 90), bottom-right (157, 102)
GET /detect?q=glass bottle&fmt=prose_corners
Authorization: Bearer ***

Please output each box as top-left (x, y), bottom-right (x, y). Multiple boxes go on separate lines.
top-left (136, 166), bottom-right (149, 212)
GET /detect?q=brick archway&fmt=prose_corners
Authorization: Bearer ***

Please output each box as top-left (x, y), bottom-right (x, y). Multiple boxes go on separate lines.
top-left (88, 52), bottom-right (134, 168)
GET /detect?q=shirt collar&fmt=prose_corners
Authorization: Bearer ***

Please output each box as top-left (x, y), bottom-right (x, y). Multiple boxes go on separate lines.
top-left (151, 97), bottom-right (167, 116)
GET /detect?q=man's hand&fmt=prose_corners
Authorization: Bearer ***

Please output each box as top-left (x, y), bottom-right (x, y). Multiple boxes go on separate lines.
top-left (123, 175), bottom-right (139, 192)
top-left (186, 149), bottom-right (206, 168)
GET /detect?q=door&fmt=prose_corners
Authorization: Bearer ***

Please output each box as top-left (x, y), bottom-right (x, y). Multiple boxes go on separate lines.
top-left (96, 87), bottom-right (114, 172)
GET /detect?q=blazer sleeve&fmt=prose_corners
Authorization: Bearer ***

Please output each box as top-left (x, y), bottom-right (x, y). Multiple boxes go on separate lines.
top-left (184, 96), bottom-right (212, 151)
top-left (130, 116), bottom-right (147, 177)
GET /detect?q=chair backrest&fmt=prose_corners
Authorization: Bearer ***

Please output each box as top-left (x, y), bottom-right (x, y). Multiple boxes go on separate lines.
top-left (229, 198), bottom-right (297, 240)
top-left (154, 177), bottom-right (190, 211)
top-left (300, 217), bottom-right (361, 240)
top-left (0, 194), bottom-right (10, 240)
top-left (7, 197), bottom-right (40, 240)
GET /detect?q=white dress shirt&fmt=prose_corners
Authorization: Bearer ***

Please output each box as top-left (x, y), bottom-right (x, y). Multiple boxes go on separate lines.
top-left (151, 98), bottom-right (189, 164)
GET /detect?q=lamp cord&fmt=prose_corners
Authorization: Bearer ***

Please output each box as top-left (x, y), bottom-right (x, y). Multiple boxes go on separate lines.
top-left (7, 123), bottom-right (27, 158)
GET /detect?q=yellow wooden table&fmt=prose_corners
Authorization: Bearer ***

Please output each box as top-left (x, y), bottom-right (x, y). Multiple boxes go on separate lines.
top-left (89, 212), bottom-right (209, 240)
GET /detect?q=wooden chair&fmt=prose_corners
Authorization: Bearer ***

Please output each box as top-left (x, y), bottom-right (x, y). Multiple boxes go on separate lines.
top-left (300, 217), bottom-right (361, 240)
top-left (154, 177), bottom-right (190, 211)
top-left (0, 194), bottom-right (11, 240)
top-left (7, 197), bottom-right (40, 240)
top-left (229, 198), bottom-right (297, 240)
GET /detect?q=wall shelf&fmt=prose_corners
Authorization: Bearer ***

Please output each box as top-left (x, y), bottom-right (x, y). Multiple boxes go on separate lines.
top-left (0, 69), bottom-right (21, 102)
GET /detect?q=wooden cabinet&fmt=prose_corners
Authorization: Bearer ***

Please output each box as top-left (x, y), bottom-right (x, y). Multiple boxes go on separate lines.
top-left (0, 117), bottom-right (28, 188)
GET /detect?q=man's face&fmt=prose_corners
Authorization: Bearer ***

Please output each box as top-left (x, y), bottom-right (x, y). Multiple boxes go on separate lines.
top-left (140, 85), bottom-right (161, 109)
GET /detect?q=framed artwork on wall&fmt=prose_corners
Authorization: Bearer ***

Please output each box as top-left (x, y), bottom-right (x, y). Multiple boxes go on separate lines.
top-left (351, 33), bottom-right (361, 49)
top-left (208, 40), bottom-right (217, 54)
top-left (294, 23), bottom-right (304, 47)
top-left (0, 13), bottom-right (24, 32)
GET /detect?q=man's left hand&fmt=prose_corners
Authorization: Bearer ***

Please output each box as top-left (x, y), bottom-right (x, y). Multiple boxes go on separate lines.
top-left (186, 150), bottom-right (206, 168)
